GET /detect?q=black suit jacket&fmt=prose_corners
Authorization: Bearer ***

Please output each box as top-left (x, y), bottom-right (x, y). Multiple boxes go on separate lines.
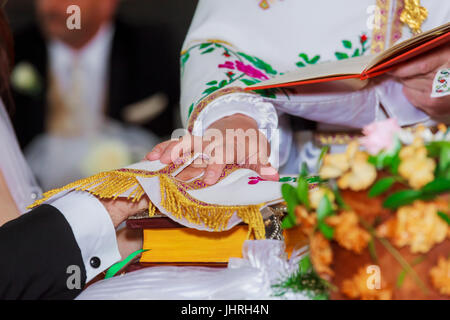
top-left (11, 18), bottom-right (179, 149)
top-left (0, 205), bottom-right (86, 299)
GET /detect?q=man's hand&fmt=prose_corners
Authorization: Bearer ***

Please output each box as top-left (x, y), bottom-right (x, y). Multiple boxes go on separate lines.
top-left (100, 196), bottom-right (149, 228)
top-left (389, 44), bottom-right (450, 117)
top-left (146, 113), bottom-right (279, 185)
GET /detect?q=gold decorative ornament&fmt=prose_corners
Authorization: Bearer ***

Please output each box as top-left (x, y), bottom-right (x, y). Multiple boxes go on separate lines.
top-left (400, 0), bottom-right (428, 34)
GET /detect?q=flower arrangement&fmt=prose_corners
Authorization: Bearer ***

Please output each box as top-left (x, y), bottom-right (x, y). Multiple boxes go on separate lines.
top-left (280, 119), bottom-right (450, 300)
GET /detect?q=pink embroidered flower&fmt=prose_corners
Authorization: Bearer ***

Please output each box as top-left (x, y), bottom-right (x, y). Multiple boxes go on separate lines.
top-left (235, 61), bottom-right (269, 80)
top-left (218, 61), bottom-right (235, 70)
top-left (248, 176), bottom-right (267, 185)
top-left (359, 118), bottom-right (401, 155)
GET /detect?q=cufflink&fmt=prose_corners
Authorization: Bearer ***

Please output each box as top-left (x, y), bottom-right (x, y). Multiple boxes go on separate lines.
top-left (90, 257), bottom-right (101, 268)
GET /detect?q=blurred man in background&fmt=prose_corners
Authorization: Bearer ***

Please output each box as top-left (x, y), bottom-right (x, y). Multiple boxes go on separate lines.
top-left (10, 0), bottom-right (178, 190)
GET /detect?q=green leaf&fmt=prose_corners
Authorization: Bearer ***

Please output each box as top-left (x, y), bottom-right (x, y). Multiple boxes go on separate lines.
top-left (206, 80), bottom-right (218, 85)
top-left (296, 176), bottom-right (310, 210)
top-left (332, 185), bottom-right (349, 210)
top-left (317, 145), bottom-right (330, 170)
top-left (296, 61), bottom-right (306, 68)
top-left (201, 47), bottom-right (215, 54)
top-left (281, 183), bottom-right (299, 223)
top-left (281, 215), bottom-right (297, 229)
top-left (299, 256), bottom-right (312, 274)
top-left (439, 144), bottom-right (450, 176)
top-left (218, 80), bottom-right (228, 88)
top-left (300, 162), bottom-right (309, 178)
top-left (335, 52), bottom-right (349, 60)
top-left (383, 190), bottom-right (423, 209)
top-left (318, 221), bottom-right (334, 240)
top-left (199, 43), bottom-right (213, 49)
top-left (437, 211), bottom-right (450, 225)
top-left (369, 177), bottom-right (396, 198)
top-left (317, 195), bottom-right (334, 221)
top-left (421, 178), bottom-right (450, 194)
top-left (342, 40), bottom-right (352, 49)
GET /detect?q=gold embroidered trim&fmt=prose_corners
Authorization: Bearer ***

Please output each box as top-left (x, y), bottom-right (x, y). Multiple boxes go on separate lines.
top-left (28, 166), bottom-right (266, 239)
top-left (371, 0), bottom-right (391, 54)
top-left (181, 39), bottom-right (236, 55)
top-left (400, 0), bottom-right (428, 34)
top-left (187, 87), bottom-right (252, 133)
top-left (389, 0), bottom-right (405, 47)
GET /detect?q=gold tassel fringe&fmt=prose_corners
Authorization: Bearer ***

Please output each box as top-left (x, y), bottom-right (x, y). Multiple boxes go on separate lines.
top-left (159, 175), bottom-right (266, 239)
top-left (29, 170), bottom-right (266, 239)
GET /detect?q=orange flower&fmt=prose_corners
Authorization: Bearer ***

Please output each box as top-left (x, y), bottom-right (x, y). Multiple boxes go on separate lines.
top-left (429, 257), bottom-right (450, 296)
top-left (341, 266), bottom-right (392, 300)
top-left (310, 232), bottom-right (334, 279)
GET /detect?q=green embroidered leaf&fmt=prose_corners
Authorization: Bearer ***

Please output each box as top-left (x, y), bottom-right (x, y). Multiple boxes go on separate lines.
top-left (309, 55), bottom-right (320, 64)
top-left (298, 53), bottom-right (310, 62)
top-left (201, 47), bottom-right (215, 54)
top-left (202, 86), bottom-right (219, 95)
top-left (335, 52), bottom-right (349, 60)
top-left (342, 40), bottom-right (352, 49)
top-left (218, 80), bottom-right (228, 88)
top-left (199, 43), bottom-right (213, 49)
top-left (279, 177), bottom-right (294, 182)
top-left (237, 52), bottom-right (277, 75)
top-left (296, 61), bottom-right (306, 68)
top-left (369, 177), bottom-right (396, 198)
top-left (437, 211), bottom-right (450, 225)
top-left (318, 221), bottom-right (334, 240)
top-left (240, 78), bottom-right (259, 86)
top-left (352, 48), bottom-right (361, 57)
top-left (383, 190), bottom-right (423, 209)
top-left (206, 80), bottom-right (218, 85)
top-left (187, 103), bottom-right (194, 118)
top-left (181, 52), bottom-right (190, 67)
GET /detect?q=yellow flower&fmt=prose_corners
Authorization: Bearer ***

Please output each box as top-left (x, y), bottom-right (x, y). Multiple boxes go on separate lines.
top-left (341, 265), bottom-right (392, 300)
top-left (308, 187), bottom-right (336, 210)
top-left (319, 141), bottom-right (377, 191)
top-left (326, 211), bottom-right (370, 254)
top-left (398, 138), bottom-right (435, 189)
top-left (429, 257), bottom-right (450, 296)
top-left (310, 232), bottom-right (334, 279)
top-left (376, 200), bottom-right (448, 254)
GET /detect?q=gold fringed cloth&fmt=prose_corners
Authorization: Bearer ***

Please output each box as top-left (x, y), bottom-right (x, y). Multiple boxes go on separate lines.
top-left (28, 154), bottom-right (286, 239)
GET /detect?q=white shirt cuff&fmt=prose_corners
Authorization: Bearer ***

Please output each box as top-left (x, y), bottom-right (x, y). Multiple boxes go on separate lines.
top-left (50, 191), bottom-right (121, 283)
top-left (191, 93), bottom-right (278, 142)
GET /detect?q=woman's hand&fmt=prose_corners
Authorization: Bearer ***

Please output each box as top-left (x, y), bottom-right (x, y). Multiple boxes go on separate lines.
top-left (389, 44), bottom-right (450, 117)
top-left (146, 113), bottom-right (279, 185)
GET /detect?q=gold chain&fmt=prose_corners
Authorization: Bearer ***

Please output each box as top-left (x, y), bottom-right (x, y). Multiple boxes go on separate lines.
top-left (400, 0), bottom-right (428, 34)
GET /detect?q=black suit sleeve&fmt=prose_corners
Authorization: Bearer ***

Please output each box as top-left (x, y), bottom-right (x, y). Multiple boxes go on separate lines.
top-left (0, 205), bottom-right (87, 300)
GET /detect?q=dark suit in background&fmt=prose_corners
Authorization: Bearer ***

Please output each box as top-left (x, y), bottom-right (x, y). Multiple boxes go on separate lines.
top-left (11, 18), bottom-right (179, 149)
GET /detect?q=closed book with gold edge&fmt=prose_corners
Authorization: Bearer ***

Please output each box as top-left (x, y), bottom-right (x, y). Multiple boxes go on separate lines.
top-left (127, 206), bottom-right (308, 266)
